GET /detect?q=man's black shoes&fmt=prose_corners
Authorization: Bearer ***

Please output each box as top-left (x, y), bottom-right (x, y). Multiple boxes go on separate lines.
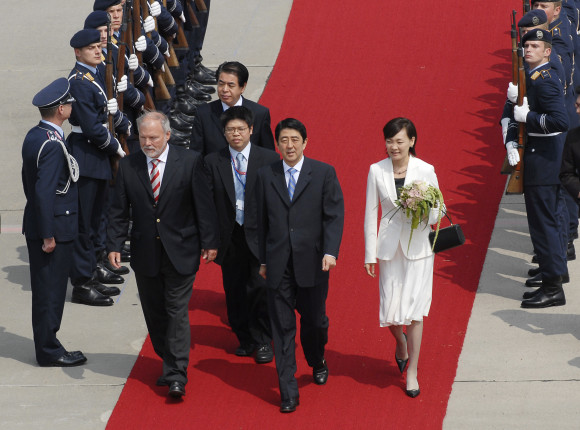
top-left (313, 359), bottom-right (329, 385)
top-left (255, 344), bottom-right (274, 364)
top-left (280, 397), bottom-right (299, 413)
top-left (40, 351), bottom-right (87, 367)
top-left (168, 381), bottom-right (186, 398)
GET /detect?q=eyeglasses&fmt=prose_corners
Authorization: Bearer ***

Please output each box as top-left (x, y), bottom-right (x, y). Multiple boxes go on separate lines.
top-left (224, 127), bottom-right (249, 134)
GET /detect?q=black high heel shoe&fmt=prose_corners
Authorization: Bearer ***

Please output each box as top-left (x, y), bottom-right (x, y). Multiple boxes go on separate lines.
top-left (395, 333), bottom-right (408, 374)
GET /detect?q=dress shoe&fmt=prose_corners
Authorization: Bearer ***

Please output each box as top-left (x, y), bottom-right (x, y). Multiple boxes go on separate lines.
top-left (187, 78), bottom-right (215, 94)
top-left (121, 248), bottom-right (131, 262)
top-left (521, 276), bottom-right (566, 308)
top-left (168, 381), bottom-right (186, 398)
top-left (190, 66), bottom-right (217, 85)
top-left (169, 137), bottom-right (190, 148)
top-left (72, 284), bottom-right (114, 306)
top-left (527, 266), bottom-right (540, 277)
top-left (98, 250), bottom-right (129, 275)
top-left (170, 128), bottom-right (192, 142)
top-left (193, 55), bottom-right (216, 77)
top-left (174, 97), bottom-right (198, 116)
top-left (95, 263), bottom-right (124, 284)
top-left (172, 110), bottom-right (196, 123)
top-left (525, 273), bottom-right (543, 288)
top-left (571, 231), bottom-right (579, 240)
top-left (280, 397), bottom-right (299, 413)
top-left (91, 280), bottom-right (120, 296)
top-left (170, 114), bottom-right (194, 132)
top-left (395, 333), bottom-right (408, 373)
top-left (531, 254), bottom-right (538, 264)
top-left (525, 272), bottom-right (569, 287)
top-left (255, 344), bottom-right (274, 364)
top-left (313, 359), bottom-right (329, 385)
top-left (523, 287), bottom-right (541, 300)
top-left (235, 344), bottom-right (255, 357)
top-left (405, 388), bottom-right (421, 398)
top-left (567, 242), bottom-right (576, 261)
top-left (181, 82), bottom-right (212, 101)
top-left (40, 351), bottom-right (87, 367)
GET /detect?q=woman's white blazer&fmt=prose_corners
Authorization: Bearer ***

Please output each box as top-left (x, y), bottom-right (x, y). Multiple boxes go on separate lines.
top-left (364, 156), bottom-right (442, 263)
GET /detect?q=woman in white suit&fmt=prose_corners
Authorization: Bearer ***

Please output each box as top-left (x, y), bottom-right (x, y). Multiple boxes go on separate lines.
top-left (364, 117), bottom-right (441, 398)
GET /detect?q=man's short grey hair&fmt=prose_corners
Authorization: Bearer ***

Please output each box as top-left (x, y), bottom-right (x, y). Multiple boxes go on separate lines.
top-left (137, 111), bottom-right (171, 133)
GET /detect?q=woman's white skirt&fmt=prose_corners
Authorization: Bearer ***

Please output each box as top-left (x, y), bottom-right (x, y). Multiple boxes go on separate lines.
top-left (378, 244), bottom-right (434, 326)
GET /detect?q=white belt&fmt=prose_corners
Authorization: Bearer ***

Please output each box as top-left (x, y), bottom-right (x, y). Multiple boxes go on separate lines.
top-left (528, 132), bottom-right (561, 137)
top-left (71, 124), bottom-right (108, 133)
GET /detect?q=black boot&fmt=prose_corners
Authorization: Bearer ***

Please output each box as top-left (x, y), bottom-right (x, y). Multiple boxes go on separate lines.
top-left (567, 242), bottom-right (576, 261)
top-left (521, 276), bottom-right (566, 308)
top-left (527, 266), bottom-right (540, 277)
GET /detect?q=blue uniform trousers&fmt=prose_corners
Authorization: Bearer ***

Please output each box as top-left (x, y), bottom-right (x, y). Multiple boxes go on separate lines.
top-left (27, 239), bottom-right (73, 365)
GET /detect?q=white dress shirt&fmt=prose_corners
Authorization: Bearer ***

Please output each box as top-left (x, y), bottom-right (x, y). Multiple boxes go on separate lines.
top-left (146, 144), bottom-right (170, 187)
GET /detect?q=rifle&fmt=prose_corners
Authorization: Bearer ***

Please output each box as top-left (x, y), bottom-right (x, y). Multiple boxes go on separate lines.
top-left (105, 14), bottom-right (120, 179)
top-left (161, 0), bottom-right (180, 68)
top-left (194, 0), bottom-right (208, 12)
top-left (141, 0), bottom-right (172, 101)
top-left (523, 0), bottom-right (530, 14)
top-left (186, 0), bottom-right (200, 27)
top-left (505, 29), bottom-right (527, 195)
top-left (132, 0), bottom-right (156, 110)
top-left (501, 10), bottom-right (519, 175)
top-left (116, 1), bottom-right (130, 155)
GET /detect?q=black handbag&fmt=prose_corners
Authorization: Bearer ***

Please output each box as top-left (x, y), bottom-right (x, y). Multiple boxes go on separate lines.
top-left (429, 212), bottom-right (465, 253)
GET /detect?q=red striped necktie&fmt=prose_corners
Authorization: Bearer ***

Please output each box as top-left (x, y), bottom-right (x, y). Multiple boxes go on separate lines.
top-left (150, 159), bottom-right (161, 202)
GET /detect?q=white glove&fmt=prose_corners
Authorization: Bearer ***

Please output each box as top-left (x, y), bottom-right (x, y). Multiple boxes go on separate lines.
top-left (116, 75), bottom-right (128, 93)
top-left (179, 12), bottom-right (185, 23)
top-left (506, 141), bottom-right (520, 166)
top-left (160, 64), bottom-right (165, 72)
top-left (107, 98), bottom-right (118, 115)
top-left (500, 117), bottom-right (510, 145)
top-left (143, 16), bottom-right (156, 33)
top-left (116, 145), bottom-right (126, 158)
top-left (514, 97), bottom-right (530, 122)
top-left (147, 76), bottom-right (154, 87)
top-left (507, 82), bottom-right (518, 103)
top-left (128, 54), bottom-right (138, 71)
top-left (135, 35), bottom-right (147, 52)
top-left (149, 1), bottom-right (161, 17)
top-left (164, 47), bottom-right (170, 58)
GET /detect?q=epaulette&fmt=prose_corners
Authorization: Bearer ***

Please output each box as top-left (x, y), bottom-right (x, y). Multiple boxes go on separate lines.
top-left (46, 130), bottom-right (61, 142)
top-left (82, 72), bottom-right (95, 82)
top-left (531, 69), bottom-right (551, 80)
top-left (552, 27), bottom-right (561, 38)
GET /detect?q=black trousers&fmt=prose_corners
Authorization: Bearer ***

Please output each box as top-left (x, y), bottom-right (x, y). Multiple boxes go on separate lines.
top-left (27, 239), bottom-right (73, 365)
top-left (70, 177), bottom-right (107, 285)
top-left (267, 258), bottom-right (329, 401)
top-left (220, 223), bottom-right (271, 346)
top-left (134, 245), bottom-right (196, 385)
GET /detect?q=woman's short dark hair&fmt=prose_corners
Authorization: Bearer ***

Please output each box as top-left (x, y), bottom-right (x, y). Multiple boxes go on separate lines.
top-left (275, 118), bottom-right (307, 141)
top-left (383, 117), bottom-right (417, 156)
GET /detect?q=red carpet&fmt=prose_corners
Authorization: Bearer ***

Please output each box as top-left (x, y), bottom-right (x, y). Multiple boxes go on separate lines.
top-left (108, 1), bottom-right (515, 428)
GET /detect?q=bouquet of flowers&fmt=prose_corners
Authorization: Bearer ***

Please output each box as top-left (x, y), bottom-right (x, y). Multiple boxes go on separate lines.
top-left (390, 180), bottom-right (444, 252)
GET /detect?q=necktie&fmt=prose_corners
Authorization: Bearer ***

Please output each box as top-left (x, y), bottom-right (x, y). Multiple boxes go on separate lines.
top-left (150, 159), bottom-right (161, 202)
top-left (287, 167), bottom-right (297, 201)
top-left (234, 153), bottom-right (247, 225)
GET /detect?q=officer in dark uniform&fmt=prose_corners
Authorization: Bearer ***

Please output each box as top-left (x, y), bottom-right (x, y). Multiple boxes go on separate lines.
top-left (22, 78), bottom-right (87, 367)
top-left (68, 29), bottom-right (129, 306)
top-left (507, 29), bottom-right (569, 308)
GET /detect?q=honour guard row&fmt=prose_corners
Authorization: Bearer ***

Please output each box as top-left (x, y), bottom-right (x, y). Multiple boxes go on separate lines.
top-left (501, 1), bottom-right (580, 309)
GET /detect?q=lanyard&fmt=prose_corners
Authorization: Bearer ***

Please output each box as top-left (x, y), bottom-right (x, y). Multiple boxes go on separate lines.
top-left (231, 155), bottom-right (246, 192)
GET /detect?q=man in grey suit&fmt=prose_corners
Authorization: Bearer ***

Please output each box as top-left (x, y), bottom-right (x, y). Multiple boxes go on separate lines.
top-left (256, 118), bottom-right (344, 413)
top-left (205, 106), bottom-right (279, 363)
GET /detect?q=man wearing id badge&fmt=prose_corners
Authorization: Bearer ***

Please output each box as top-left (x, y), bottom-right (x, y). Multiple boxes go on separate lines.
top-left (205, 106), bottom-right (280, 364)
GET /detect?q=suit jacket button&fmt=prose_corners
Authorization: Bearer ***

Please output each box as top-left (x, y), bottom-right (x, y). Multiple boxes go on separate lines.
top-left (65, 210), bottom-right (70, 215)
top-left (531, 148), bottom-right (535, 152)
top-left (156, 236), bottom-right (160, 239)
top-left (290, 228), bottom-right (294, 232)
top-left (157, 219), bottom-right (160, 223)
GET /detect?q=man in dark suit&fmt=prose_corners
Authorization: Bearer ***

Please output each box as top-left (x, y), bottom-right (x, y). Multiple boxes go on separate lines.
top-left (256, 118), bottom-right (344, 413)
top-left (190, 61), bottom-right (275, 155)
top-left (107, 111), bottom-right (219, 398)
top-left (205, 106), bottom-right (279, 363)
top-left (22, 78), bottom-right (86, 367)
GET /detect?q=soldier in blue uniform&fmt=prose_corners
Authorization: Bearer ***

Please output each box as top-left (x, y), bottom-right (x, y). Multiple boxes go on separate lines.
top-left (507, 29), bottom-right (569, 308)
top-left (68, 29), bottom-right (129, 306)
top-left (22, 78), bottom-right (87, 367)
